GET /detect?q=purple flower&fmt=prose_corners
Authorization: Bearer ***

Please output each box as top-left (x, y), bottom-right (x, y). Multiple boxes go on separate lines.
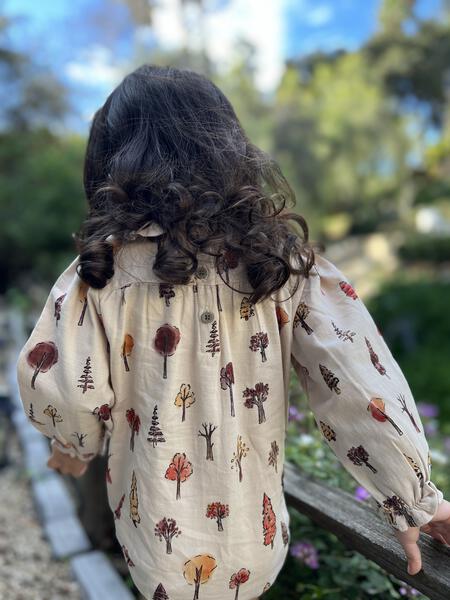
top-left (290, 541), bottom-right (319, 569)
top-left (354, 486), bottom-right (370, 502)
top-left (289, 406), bottom-right (305, 422)
top-left (417, 402), bottom-right (439, 419)
top-left (424, 420), bottom-right (438, 437)
top-left (444, 437), bottom-right (450, 453)
top-left (399, 583), bottom-right (421, 597)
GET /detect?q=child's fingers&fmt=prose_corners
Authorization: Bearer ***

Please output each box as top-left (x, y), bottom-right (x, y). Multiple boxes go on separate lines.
top-left (394, 527), bottom-right (422, 575)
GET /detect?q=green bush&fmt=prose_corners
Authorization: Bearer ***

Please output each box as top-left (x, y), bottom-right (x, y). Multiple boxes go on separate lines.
top-left (397, 234), bottom-right (450, 263)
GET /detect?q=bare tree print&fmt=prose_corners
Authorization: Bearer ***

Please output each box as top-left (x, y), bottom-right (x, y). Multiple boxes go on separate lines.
top-left (43, 404), bottom-right (63, 427)
top-left (198, 422), bottom-right (217, 460)
top-left (397, 393), bottom-right (421, 433)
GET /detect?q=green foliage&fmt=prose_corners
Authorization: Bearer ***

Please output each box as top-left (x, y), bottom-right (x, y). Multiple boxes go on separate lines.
top-left (397, 233), bottom-right (450, 263)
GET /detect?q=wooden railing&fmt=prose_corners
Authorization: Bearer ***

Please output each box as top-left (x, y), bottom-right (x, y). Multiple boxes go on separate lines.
top-left (283, 460), bottom-right (450, 600)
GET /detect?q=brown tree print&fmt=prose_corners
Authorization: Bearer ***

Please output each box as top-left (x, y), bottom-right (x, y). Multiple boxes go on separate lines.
top-left (262, 582), bottom-right (272, 594)
top-left (26, 341), bottom-right (58, 390)
top-left (154, 516), bottom-right (181, 554)
top-left (339, 280), bottom-right (358, 300)
top-left (347, 445), bottom-right (377, 473)
top-left (72, 432), bottom-right (87, 447)
top-left (114, 493), bottom-right (125, 519)
top-left (152, 583), bottom-right (168, 600)
top-left (147, 405), bottom-right (166, 447)
top-left (262, 492), bottom-right (276, 549)
top-left (217, 248), bottom-right (239, 283)
top-left (106, 451), bottom-right (112, 484)
top-left (397, 393), bottom-right (421, 433)
top-left (206, 501), bottom-right (229, 531)
top-left (43, 404), bottom-right (63, 427)
top-left (174, 383), bottom-right (196, 422)
top-left (402, 453), bottom-right (425, 489)
top-left (249, 331), bottom-right (269, 362)
top-left (293, 302), bottom-right (314, 335)
top-left (268, 440), bottom-right (279, 472)
top-left (121, 334), bottom-right (134, 371)
top-left (319, 364), bottom-right (341, 395)
top-left (206, 320), bottom-right (220, 356)
top-left (275, 306), bottom-right (289, 331)
top-left (243, 382), bottom-right (269, 424)
top-left (281, 521), bottom-right (289, 546)
top-left (121, 544), bottom-right (135, 568)
top-left (382, 494), bottom-right (418, 528)
top-left (367, 397), bottom-right (403, 435)
top-left (77, 356), bottom-right (95, 393)
top-left (126, 408), bottom-right (141, 452)
top-left (154, 323), bottom-right (181, 379)
top-left (120, 283), bottom-right (132, 305)
top-left (331, 321), bottom-right (356, 342)
top-left (54, 293), bottom-right (66, 326)
top-left (230, 434), bottom-right (249, 482)
top-left (28, 402), bottom-right (44, 425)
top-left (229, 568), bottom-right (250, 600)
top-left (183, 554), bottom-right (217, 600)
top-left (129, 470), bottom-right (141, 527)
top-left (216, 284), bottom-right (222, 312)
top-left (240, 296), bottom-right (255, 320)
top-left (198, 422), bottom-right (217, 460)
top-left (220, 362), bottom-right (235, 417)
top-left (165, 452), bottom-right (193, 500)
top-left (93, 403), bottom-right (111, 422)
top-left (365, 337), bottom-right (391, 378)
top-left (319, 420), bottom-right (336, 442)
top-left (77, 281), bottom-right (90, 326)
top-left (159, 283), bottom-right (175, 307)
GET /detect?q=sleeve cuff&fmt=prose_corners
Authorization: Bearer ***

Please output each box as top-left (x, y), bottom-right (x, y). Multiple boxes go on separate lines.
top-left (50, 437), bottom-right (98, 463)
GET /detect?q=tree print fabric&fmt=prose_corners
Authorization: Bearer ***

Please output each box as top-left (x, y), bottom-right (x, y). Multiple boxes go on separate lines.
top-left (15, 224), bottom-right (444, 599)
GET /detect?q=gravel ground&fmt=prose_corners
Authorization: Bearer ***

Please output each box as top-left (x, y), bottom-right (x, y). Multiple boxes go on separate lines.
top-left (0, 423), bottom-right (82, 600)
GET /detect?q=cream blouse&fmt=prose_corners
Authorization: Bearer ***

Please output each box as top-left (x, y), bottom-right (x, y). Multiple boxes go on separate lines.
top-left (15, 222), bottom-right (443, 600)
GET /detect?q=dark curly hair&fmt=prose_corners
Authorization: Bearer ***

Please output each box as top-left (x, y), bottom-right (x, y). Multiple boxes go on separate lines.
top-left (74, 64), bottom-right (321, 303)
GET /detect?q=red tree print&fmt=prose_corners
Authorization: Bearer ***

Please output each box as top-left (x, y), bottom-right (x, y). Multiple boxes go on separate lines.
top-left (339, 280), bottom-right (358, 300)
top-left (243, 382), bottom-right (269, 424)
top-left (93, 403), bottom-right (111, 422)
top-left (26, 341), bottom-right (58, 390)
top-left (262, 492), bottom-right (276, 548)
top-left (249, 332), bottom-right (269, 362)
top-left (114, 493), bottom-right (125, 519)
top-left (154, 516), bottom-right (182, 554)
top-left (365, 337), bottom-right (390, 378)
top-left (220, 362), bottom-right (235, 417)
top-left (229, 568), bottom-right (250, 600)
top-left (165, 452), bottom-right (193, 500)
top-left (126, 408), bottom-right (141, 452)
top-left (154, 323), bottom-right (181, 379)
top-left (121, 544), bottom-right (135, 567)
top-left (206, 501), bottom-right (229, 531)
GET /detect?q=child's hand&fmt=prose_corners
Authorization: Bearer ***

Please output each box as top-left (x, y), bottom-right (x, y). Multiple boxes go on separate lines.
top-left (47, 445), bottom-right (89, 478)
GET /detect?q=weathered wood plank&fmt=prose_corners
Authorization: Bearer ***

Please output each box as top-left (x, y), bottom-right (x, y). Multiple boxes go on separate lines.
top-left (44, 514), bottom-right (92, 559)
top-left (70, 551), bottom-right (135, 600)
top-left (32, 473), bottom-right (77, 523)
top-left (283, 460), bottom-right (450, 600)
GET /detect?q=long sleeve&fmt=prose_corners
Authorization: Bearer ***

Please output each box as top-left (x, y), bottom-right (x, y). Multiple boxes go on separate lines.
top-left (290, 252), bottom-right (444, 532)
top-left (15, 255), bottom-right (116, 463)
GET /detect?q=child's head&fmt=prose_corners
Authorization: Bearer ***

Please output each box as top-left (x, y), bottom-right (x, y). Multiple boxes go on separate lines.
top-left (76, 64), bottom-right (318, 302)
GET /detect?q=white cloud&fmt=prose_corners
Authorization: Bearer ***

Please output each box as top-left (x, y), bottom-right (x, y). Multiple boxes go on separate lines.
top-left (304, 4), bottom-right (334, 26)
top-left (65, 45), bottom-right (123, 87)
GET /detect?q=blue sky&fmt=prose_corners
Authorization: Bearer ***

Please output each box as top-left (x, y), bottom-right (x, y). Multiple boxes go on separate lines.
top-left (2, 0), bottom-right (444, 132)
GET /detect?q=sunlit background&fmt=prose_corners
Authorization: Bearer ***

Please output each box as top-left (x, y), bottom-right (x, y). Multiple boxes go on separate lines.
top-left (1, 1), bottom-right (449, 599)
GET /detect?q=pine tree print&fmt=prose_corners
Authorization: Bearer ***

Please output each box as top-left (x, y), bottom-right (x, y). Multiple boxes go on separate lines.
top-left (165, 452), bottom-right (193, 500)
top-left (367, 397), bottom-right (403, 435)
top-left (229, 568), bottom-right (250, 600)
top-left (249, 332), bottom-right (269, 362)
top-left (206, 501), bottom-right (229, 531)
top-left (331, 321), bottom-right (356, 342)
top-left (220, 362), bottom-right (235, 417)
top-left (268, 440), bottom-right (279, 472)
top-left (77, 281), bottom-right (90, 326)
top-left (154, 323), bottom-right (181, 379)
top-left (92, 403), bottom-right (111, 422)
top-left (319, 420), bottom-right (336, 442)
top-left (182, 554), bottom-right (217, 600)
top-left (230, 434), bottom-right (249, 482)
top-left (205, 320), bottom-right (220, 356)
top-left (174, 383), bottom-right (196, 422)
top-left (121, 334), bottom-right (134, 371)
top-left (26, 341), bottom-right (58, 389)
top-left (77, 356), bottom-right (95, 393)
top-left (239, 296), bottom-right (255, 320)
top-left (365, 337), bottom-right (390, 378)
top-left (147, 405), bottom-right (166, 447)
top-left (339, 280), bottom-right (358, 300)
top-left (159, 283), bottom-right (175, 307)
top-left (319, 364), bottom-right (341, 394)
top-left (382, 494), bottom-right (418, 528)
top-left (216, 284), bottom-right (222, 312)
top-left (243, 382), bottom-right (269, 424)
top-left (275, 306), bottom-right (289, 331)
top-left (403, 453), bottom-right (424, 489)
top-left (43, 404), bottom-right (63, 427)
top-left (121, 544), bottom-right (135, 568)
top-left (154, 517), bottom-right (181, 554)
top-left (293, 302), bottom-right (314, 334)
top-left (54, 293), bottom-right (66, 326)
top-left (397, 393), bottom-right (421, 433)
top-left (114, 493), bottom-right (125, 519)
top-left (126, 408), bottom-right (141, 452)
top-left (129, 470), bottom-right (141, 527)
top-left (281, 521), bottom-right (289, 546)
top-left (152, 583), bottom-right (168, 600)
top-left (28, 403), bottom-right (44, 425)
top-left (262, 492), bottom-right (276, 548)
top-left (198, 422), bottom-right (217, 460)
top-left (347, 445), bottom-right (377, 473)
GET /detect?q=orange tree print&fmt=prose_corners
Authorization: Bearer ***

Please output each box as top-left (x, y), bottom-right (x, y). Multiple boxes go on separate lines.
top-left (121, 334), bottom-right (134, 371)
top-left (367, 397), bottom-right (403, 435)
top-left (154, 516), bottom-right (181, 554)
top-left (26, 341), bottom-right (58, 389)
top-left (183, 554), bottom-right (217, 600)
top-left (154, 323), bottom-right (181, 379)
top-left (129, 470), bottom-right (141, 527)
top-left (220, 362), bottom-right (235, 417)
top-left (249, 331), bottom-right (269, 362)
top-left (174, 383), bottom-right (196, 422)
top-left (239, 296), bottom-right (255, 320)
top-left (229, 568), bottom-right (250, 600)
top-left (275, 306), bottom-right (289, 331)
top-left (262, 492), bottom-right (276, 548)
top-left (230, 434), bottom-right (249, 482)
top-left (242, 382), bottom-right (269, 424)
top-left (126, 408), bottom-right (141, 452)
top-left (206, 501), bottom-right (229, 531)
top-left (165, 452), bottom-right (193, 500)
